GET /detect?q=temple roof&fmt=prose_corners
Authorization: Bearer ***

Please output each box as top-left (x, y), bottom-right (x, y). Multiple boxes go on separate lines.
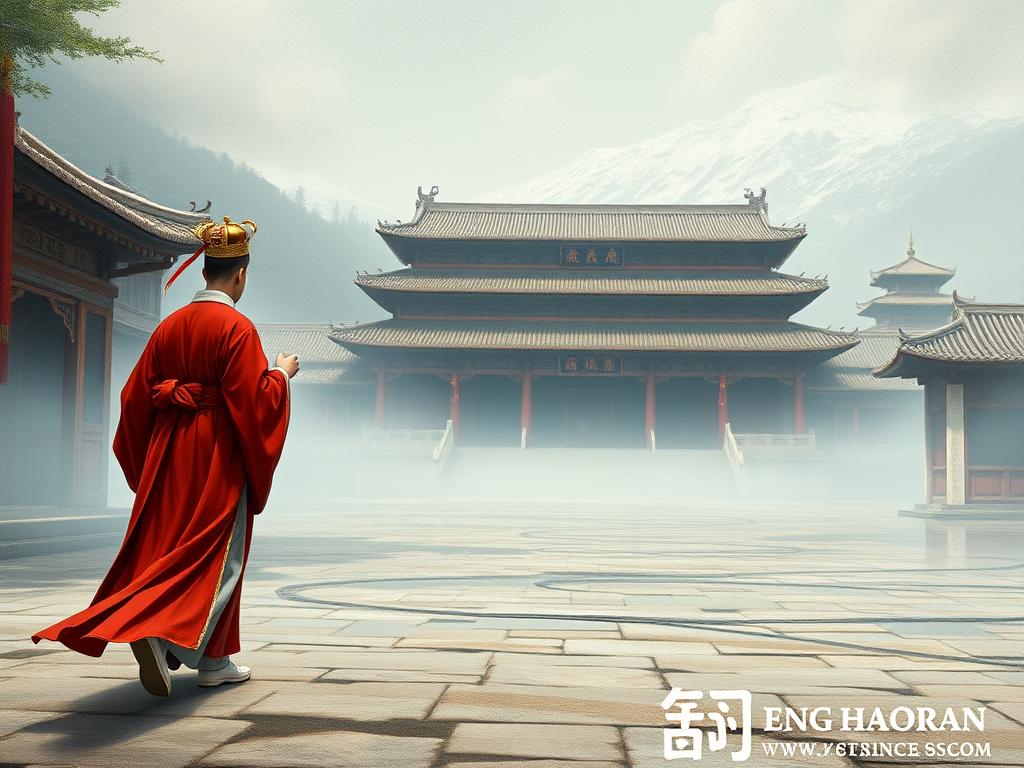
top-left (256, 323), bottom-right (362, 385)
top-left (808, 332), bottom-right (919, 391)
top-left (330, 319), bottom-right (857, 355)
top-left (377, 189), bottom-right (806, 243)
top-left (15, 126), bottom-right (208, 247)
top-left (876, 295), bottom-right (1024, 377)
top-left (812, 369), bottom-right (920, 391)
top-left (824, 332), bottom-right (902, 369)
top-left (356, 268), bottom-right (829, 297)
top-left (870, 235), bottom-right (955, 285)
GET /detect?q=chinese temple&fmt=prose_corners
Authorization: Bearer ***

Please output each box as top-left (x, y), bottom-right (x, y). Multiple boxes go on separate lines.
top-left (330, 187), bottom-right (858, 451)
top-left (0, 125), bottom-right (205, 506)
top-left (877, 295), bottom-right (1024, 507)
top-left (806, 235), bottom-right (957, 449)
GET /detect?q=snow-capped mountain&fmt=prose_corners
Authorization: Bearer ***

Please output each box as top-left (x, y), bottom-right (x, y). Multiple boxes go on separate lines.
top-left (487, 77), bottom-right (1024, 327)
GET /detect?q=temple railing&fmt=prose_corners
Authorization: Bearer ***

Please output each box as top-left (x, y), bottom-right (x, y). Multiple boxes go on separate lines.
top-left (433, 419), bottom-right (454, 466)
top-left (733, 432), bottom-right (816, 453)
top-left (723, 422), bottom-right (746, 483)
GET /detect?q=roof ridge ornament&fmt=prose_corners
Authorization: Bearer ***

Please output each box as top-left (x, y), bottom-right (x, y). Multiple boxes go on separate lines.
top-left (743, 187), bottom-right (767, 212)
top-left (907, 231), bottom-right (915, 258)
top-left (416, 185), bottom-right (440, 210)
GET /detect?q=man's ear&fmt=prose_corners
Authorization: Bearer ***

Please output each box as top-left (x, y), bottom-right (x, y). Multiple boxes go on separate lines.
top-left (201, 268), bottom-right (208, 281)
top-left (237, 266), bottom-right (247, 283)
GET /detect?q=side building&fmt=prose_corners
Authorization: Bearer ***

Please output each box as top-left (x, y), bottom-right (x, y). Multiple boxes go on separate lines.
top-left (1, 126), bottom-right (206, 506)
top-left (877, 295), bottom-right (1024, 509)
top-left (331, 188), bottom-right (858, 451)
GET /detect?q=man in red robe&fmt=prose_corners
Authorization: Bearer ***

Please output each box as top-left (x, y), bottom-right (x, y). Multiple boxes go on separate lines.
top-left (33, 217), bottom-right (298, 697)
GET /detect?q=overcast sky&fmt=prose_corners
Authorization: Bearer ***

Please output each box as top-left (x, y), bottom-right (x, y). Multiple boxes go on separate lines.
top-left (61, 0), bottom-right (1024, 215)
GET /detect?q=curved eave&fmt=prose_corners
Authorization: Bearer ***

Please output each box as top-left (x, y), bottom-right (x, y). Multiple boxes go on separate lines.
top-left (354, 269), bottom-right (828, 296)
top-left (856, 296), bottom-right (954, 316)
top-left (330, 320), bottom-right (858, 359)
top-left (15, 127), bottom-right (208, 250)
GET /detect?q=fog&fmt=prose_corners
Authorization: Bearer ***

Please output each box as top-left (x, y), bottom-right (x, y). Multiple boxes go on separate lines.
top-left (103, 382), bottom-right (928, 508)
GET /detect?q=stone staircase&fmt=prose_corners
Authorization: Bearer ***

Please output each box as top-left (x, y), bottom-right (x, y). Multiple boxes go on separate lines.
top-left (441, 447), bottom-right (737, 501)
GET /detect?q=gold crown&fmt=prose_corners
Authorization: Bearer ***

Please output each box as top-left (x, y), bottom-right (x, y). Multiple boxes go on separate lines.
top-left (195, 216), bottom-right (258, 258)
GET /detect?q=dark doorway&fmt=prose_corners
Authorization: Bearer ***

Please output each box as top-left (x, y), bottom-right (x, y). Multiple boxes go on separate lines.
top-left (533, 377), bottom-right (644, 448)
top-left (0, 293), bottom-right (68, 505)
top-left (655, 377), bottom-right (719, 448)
top-left (460, 375), bottom-right (520, 446)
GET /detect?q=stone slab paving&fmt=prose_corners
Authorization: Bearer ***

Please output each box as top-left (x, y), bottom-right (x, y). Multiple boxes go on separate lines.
top-left (0, 500), bottom-right (1021, 766)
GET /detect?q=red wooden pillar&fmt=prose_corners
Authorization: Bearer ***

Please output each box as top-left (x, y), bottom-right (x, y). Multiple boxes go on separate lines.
top-left (644, 367), bottom-right (656, 448)
top-left (793, 371), bottom-right (806, 433)
top-left (717, 374), bottom-right (728, 443)
top-left (0, 55), bottom-right (15, 384)
top-left (374, 370), bottom-right (386, 428)
top-left (449, 372), bottom-right (460, 438)
top-left (520, 367), bottom-right (532, 447)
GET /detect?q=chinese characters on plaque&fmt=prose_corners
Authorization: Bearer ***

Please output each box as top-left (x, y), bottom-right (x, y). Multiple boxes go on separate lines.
top-left (561, 243), bottom-right (624, 268)
top-left (559, 355), bottom-right (621, 376)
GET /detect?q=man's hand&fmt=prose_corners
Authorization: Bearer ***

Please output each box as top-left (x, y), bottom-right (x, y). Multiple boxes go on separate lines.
top-left (275, 352), bottom-right (300, 379)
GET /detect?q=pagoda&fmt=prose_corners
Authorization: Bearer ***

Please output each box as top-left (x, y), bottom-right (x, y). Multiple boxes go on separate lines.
top-left (806, 235), bottom-right (959, 450)
top-left (331, 187), bottom-right (857, 450)
top-left (857, 234), bottom-right (955, 333)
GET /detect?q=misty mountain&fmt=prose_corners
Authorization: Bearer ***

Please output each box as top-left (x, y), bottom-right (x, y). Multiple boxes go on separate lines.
top-left (488, 77), bottom-right (1024, 327)
top-left (16, 67), bottom-right (394, 324)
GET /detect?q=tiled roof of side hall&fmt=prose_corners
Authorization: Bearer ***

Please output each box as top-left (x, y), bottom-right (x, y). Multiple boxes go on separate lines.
top-left (823, 332), bottom-right (902, 370)
top-left (376, 190), bottom-right (806, 243)
top-left (256, 324), bottom-right (356, 364)
top-left (808, 332), bottom-right (919, 391)
top-left (330, 319), bottom-right (857, 355)
top-left (15, 127), bottom-right (209, 247)
top-left (876, 295), bottom-right (1024, 376)
top-left (355, 268), bottom-right (828, 297)
top-left (810, 368), bottom-right (920, 391)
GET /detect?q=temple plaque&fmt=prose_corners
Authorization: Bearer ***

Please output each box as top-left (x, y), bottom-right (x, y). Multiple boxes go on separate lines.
top-left (560, 243), bottom-right (624, 268)
top-left (559, 354), bottom-right (622, 375)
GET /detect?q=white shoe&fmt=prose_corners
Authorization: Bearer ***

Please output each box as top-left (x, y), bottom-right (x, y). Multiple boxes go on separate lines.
top-left (130, 637), bottom-right (171, 697)
top-left (197, 660), bottom-right (251, 687)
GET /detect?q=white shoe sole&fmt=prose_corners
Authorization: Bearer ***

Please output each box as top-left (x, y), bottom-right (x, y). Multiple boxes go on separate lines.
top-left (197, 670), bottom-right (251, 687)
top-left (130, 638), bottom-right (171, 697)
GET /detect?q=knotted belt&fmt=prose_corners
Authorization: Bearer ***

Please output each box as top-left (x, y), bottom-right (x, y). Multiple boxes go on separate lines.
top-left (151, 379), bottom-right (225, 410)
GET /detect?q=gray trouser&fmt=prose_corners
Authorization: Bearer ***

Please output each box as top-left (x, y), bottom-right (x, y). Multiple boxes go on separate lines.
top-left (159, 488), bottom-right (248, 670)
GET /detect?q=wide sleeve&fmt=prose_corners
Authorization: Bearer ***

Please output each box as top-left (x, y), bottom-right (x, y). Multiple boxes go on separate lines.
top-left (112, 340), bottom-right (159, 493)
top-left (221, 326), bottom-right (290, 514)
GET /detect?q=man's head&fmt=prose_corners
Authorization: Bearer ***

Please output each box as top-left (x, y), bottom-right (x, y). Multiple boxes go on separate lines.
top-left (202, 254), bottom-right (249, 303)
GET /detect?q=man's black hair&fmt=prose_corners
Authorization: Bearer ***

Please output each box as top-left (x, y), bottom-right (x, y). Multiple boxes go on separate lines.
top-left (203, 254), bottom-right (249, 281)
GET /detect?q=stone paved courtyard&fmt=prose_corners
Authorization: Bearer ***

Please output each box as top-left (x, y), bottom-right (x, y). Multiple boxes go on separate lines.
top-left (1, 500), bottom-right (1022, 767)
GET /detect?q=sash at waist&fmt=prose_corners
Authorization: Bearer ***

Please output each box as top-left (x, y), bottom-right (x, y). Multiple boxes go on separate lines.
top-left (152, 379), bottom-right (225, 411)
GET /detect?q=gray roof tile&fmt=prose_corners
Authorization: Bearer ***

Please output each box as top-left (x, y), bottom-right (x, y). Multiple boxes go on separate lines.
top-left (356, 268), bottom-right (827, 296)
top-left (876, 295), bottom-right (1024, 375)
top-left (330, 319), bottom-right (857, 354)
top-left (377, 201), bottom-right (805, 242)
top-left (16, 127), bottom-right (209, 246)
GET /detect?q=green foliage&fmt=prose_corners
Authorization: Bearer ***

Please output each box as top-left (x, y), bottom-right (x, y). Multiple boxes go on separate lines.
top-left (0, 0), bottom-right (160, 97)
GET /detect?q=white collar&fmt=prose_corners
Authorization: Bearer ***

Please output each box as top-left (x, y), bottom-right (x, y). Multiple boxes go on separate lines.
top-left (191, 289), bottom-right (236, 307)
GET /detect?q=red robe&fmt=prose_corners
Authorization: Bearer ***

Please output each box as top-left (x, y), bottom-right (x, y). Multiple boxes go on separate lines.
top-left (33, 298), bottom-right (289, 658)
